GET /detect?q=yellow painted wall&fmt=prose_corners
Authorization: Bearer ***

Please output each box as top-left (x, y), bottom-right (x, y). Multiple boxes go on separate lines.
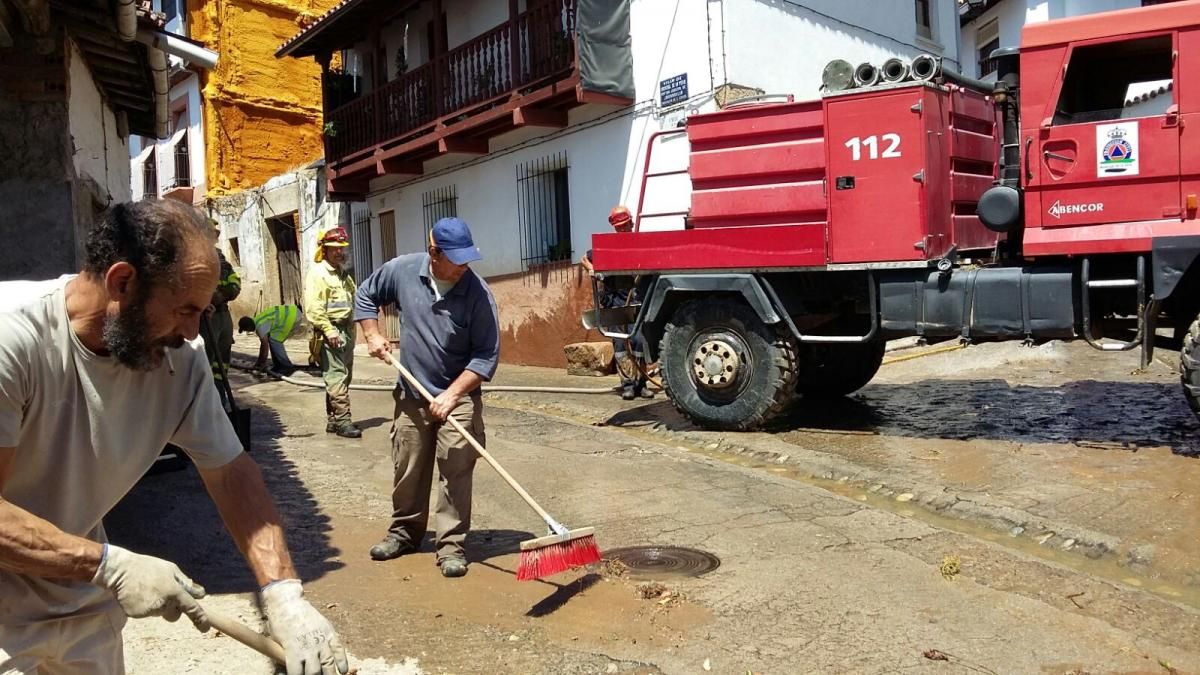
top-left (188, 0), bottom-right (335, 195)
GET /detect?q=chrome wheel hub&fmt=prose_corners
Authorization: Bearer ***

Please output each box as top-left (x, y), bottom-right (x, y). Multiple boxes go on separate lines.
top-left (692, 339), bottom-right (740, 389)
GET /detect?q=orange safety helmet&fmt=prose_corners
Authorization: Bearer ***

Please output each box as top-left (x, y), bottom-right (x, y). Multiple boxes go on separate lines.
top-left (314, 226), bottom-right (350, 262)
top-left (608, 205), bottom-right (634, 230)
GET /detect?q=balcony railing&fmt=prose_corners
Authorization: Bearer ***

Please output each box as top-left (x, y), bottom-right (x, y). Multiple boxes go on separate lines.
top-left (325, 0), bottom-right (577, 163)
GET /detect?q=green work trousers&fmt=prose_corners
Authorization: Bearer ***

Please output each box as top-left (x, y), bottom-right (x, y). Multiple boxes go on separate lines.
top-left (388, 391), bottom-right (484, 562)
top-left (321, 324), bottom-right (355, 426)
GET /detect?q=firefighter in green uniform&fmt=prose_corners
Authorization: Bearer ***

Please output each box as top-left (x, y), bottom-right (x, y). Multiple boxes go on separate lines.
top-left (205, 219), bottom-right (241, 404)
top-left (239, 304), bottom-right (303, 377)
top-left (305, 226), bottom-right (361, 439)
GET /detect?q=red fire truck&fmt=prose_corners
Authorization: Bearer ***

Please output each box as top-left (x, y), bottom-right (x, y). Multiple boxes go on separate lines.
top-left (585, 1), bottom-right (1200, 431)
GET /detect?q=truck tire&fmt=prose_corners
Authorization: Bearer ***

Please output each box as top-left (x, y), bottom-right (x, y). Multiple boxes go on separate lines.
top-left (660, 298), bottom-right (798, 430)
top-left (1179, 317), bottom-right (1200, 418)
top-left (795, 339), bottom-right (885, 398)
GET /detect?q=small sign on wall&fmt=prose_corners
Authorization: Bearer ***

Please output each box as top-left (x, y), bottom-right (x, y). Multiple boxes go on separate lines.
top-left (1096, 122), bottom-right (1138, 177)
top-left (659, 73), bottom-right (689, 108)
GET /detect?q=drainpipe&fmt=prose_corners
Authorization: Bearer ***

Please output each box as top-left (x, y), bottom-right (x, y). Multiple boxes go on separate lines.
top-left (135, 29), bottom-right (219, 69)
top-left (148, 47), bottom-right (169, 139)
top-left (116, 0), bottom-right (136, 41)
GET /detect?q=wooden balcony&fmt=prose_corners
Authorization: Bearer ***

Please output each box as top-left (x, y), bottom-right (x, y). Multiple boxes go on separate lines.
top-left (309, 0), bottom-right (631, 199)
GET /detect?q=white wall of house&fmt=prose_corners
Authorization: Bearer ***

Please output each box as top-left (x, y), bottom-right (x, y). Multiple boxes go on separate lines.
top-left (67, 38), bottom-right (131, 204)
top-left (725, 0), bottom-right (961, 97)
top-left (960, 0), bottom-right (1142, 80)
top-left (361, 0), bottom-right (963, 280)
top-left (130, 75), bottom-right (205, 202)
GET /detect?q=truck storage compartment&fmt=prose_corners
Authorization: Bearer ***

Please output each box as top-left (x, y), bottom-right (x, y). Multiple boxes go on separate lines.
top-left (824, 82), bottom-right (1001, 264)
top-left (879, 266), bottom-right (1076, 339)
top-left (686, 101), bottom-right (828, 230)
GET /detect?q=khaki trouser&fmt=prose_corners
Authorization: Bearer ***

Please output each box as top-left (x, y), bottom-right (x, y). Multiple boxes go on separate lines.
top-left (388, 390), bottom-right (484, 561)
top-left (321, 324), bottom-right (355, 426)
top-left (0, 607), bottom-right (126, 675)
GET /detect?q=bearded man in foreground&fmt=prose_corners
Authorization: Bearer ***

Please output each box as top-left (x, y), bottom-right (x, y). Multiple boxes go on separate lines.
top-left (0, 199), bottom-right (347, 675)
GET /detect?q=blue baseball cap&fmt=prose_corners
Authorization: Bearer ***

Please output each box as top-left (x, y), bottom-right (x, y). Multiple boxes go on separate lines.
top-left (431, 217), bottom-right (482, 265)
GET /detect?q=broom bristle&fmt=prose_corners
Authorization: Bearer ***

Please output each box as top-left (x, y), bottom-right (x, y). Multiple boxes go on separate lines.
top-left (516, 535), bottom-right (601, 581)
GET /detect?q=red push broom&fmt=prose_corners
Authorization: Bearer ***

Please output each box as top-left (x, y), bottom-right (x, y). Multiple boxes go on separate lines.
top-left (387, 358), bottom-right (601, 581)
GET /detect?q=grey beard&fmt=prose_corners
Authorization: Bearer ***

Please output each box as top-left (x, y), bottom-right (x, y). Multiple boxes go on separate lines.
top-left (102, 300), bottom-right (162, 371)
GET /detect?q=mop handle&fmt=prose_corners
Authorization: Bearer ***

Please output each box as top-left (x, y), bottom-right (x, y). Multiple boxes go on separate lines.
top-left (387, 358), bottom-right (565, 533)
top-left (206, 606), bottom-right (286, 665)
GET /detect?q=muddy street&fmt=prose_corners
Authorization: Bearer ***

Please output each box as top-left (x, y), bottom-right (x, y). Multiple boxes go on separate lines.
top-left (107, 337), bottom-right (1200, 674)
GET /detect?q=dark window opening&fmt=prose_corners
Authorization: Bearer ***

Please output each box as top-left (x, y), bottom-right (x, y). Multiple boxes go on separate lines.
top-left (516, 152), bottom-right (572, 269)
top-left (915, 0), bottom-right (932, 39)
top-left (142, 149), bottom-right (157, 197)
top-left (1053, 34), bottom-right (1174, 125)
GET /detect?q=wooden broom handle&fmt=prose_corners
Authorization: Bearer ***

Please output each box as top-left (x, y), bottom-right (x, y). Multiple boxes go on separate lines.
top-left (387, 357), bottom-right (562, 530)
top-left (206, 606), bottom-right (286, 665)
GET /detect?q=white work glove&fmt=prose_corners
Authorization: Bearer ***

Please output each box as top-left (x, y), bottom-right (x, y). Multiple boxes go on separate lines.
top-left (91, 544), bottom-right (209, 630)
top-left (262, 579), bottom-right (348, 675)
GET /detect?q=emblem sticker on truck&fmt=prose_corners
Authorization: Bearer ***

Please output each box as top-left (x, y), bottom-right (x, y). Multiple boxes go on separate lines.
top-left (1048, 199), bottom-right (1104, 219)
top-left (1096, 122), bottom-right (1138, 177)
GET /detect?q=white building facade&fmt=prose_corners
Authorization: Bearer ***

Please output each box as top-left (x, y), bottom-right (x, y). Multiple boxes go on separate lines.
top-left (129, 0), bottom-right (206, 204)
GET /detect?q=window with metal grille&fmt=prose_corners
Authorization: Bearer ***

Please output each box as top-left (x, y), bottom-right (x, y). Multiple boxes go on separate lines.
top-left (422, 185), bottom-right (458, 242)
top-left (516, 152), bottom-right (572, 268)
top-left (350, 207), bottom-right (374, 284)
top-left (142, 149), bottom-right (157, 198)
top-left (171, 140), bottom-right (190, 188)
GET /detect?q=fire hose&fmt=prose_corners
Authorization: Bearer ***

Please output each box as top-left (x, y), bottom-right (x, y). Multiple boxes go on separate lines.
top-left (228, 358), bottom-right (641, 394)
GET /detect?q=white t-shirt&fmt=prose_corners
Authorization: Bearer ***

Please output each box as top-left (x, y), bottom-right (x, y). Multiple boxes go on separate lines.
top-left (0, 276), bottom-right (243, 624)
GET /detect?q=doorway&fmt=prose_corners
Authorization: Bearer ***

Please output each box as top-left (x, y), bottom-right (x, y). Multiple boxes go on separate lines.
top-left (266, 213), bottom-right (303, 308)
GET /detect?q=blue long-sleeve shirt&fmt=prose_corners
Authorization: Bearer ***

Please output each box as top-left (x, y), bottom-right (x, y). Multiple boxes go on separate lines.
top-left (354, 253), bottom-right (500, 397)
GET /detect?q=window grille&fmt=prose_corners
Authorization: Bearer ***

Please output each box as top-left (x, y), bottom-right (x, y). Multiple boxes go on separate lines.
top-left (515, 151), bottom-right (571, 271)
top-left (421, 185), bottom-right (458, 242)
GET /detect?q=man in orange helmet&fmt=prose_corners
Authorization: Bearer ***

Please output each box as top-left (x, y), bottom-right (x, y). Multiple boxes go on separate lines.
top-left (305, 226), bottom-right (361, 439)
top-left (581, 206), bottom-right (653, 400)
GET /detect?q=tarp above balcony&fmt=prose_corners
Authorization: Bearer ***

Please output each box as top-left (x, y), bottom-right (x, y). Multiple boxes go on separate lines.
top-left (577, 0), bottom-right (633, 99)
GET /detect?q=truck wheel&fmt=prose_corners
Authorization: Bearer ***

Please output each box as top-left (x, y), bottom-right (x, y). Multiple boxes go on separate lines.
top-left (795, 339), bottom-right (885, 398)
top-left (1179, 318), bottom-right (1200, 418)
top-left (660, 298), bottom-right (798, 430)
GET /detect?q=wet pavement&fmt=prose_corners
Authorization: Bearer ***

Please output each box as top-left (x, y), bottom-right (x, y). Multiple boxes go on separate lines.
top-left (107, 335), bottom-right (1200, 673)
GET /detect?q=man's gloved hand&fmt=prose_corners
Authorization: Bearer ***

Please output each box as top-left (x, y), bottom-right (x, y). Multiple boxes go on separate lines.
top-left (324, 332), bottom-right (344, 349)
top-left (262, 579), bottom-right (348, 675)
top-left (91, 544), bottom-right (209, 630)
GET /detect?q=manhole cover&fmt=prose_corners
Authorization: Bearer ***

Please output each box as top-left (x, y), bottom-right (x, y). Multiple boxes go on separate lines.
top-left (602, 546), bottom-right (721, 577)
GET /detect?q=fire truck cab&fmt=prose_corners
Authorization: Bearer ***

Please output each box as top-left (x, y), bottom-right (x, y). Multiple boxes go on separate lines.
top-left (585, 1), bottom-right (1200, 431)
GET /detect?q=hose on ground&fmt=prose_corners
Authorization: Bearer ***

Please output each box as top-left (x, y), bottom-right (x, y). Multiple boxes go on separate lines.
top-left (229, 360), bottom-right (623, 394)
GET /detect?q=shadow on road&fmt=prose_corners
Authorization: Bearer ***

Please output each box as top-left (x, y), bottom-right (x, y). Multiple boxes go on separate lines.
top-left (525, 573), bottom-right (602, 618)
top-left (603, 379), bottom-right (1200, 457)
top-left (106, 377), bottom-right (344, 595)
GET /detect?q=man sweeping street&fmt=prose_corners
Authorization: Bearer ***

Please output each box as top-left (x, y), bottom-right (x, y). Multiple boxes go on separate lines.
top-left (239, 303), bottom-right (304, 376)
top-left (355, 217), bottom-right (500, 578)
top-left (0, 200), bottom-right (347, 675)
top-left (305, 226), bottom-right (361, 439)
